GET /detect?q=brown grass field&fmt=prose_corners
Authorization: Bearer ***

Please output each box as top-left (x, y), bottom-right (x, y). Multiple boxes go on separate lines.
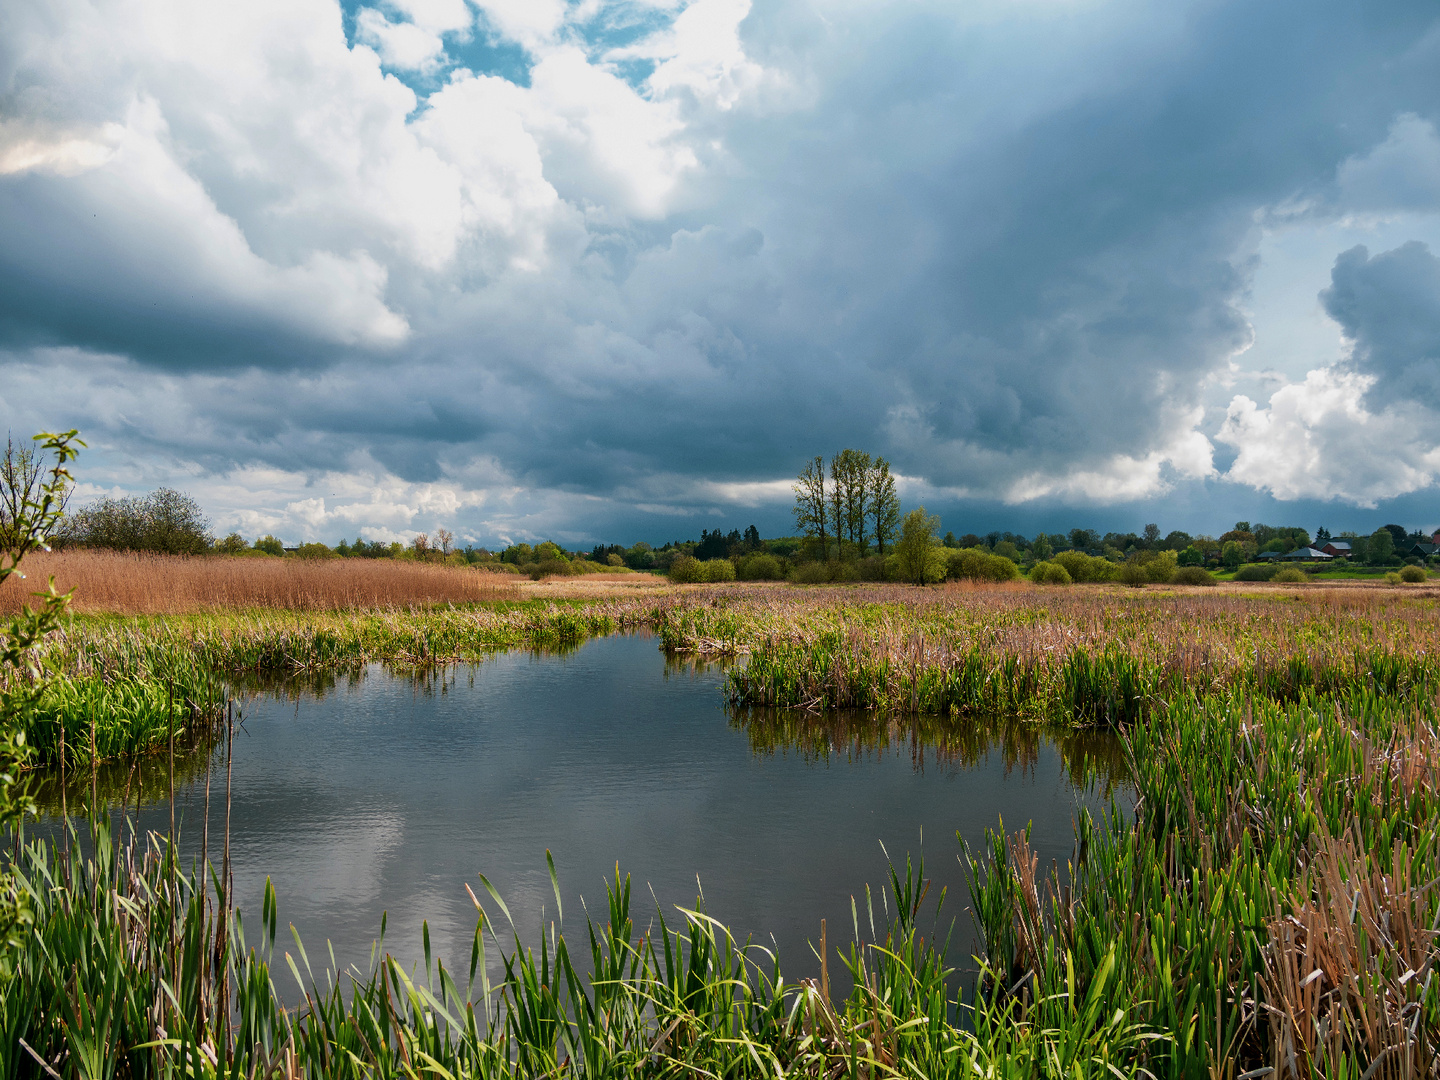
top-left (0, 550), bottom-right (520, 614)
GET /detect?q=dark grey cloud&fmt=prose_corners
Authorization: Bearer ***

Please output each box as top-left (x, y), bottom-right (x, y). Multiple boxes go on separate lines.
top-left (4, 0), bottom-right (1440, 542)
top-left (1322, 241), bottom-right (1440, 410)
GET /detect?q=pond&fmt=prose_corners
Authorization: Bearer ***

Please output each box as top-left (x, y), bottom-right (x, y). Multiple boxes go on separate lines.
top-left (31, 633), bottom-right (1126, 991)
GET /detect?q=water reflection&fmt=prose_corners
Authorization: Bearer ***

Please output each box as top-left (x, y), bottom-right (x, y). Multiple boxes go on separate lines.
top-left (733, 707), bottom-right (1129, 792)
top-left (24, 634), bottom-right (1127, 994)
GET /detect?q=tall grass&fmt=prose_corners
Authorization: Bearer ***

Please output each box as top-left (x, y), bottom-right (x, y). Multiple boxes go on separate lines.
top-left (0, 550), bottom-right (518, 615)
top-left (645, 585), bottom-right (1440, 722)
top-left (12, 683), bottom-right (1435, 1076)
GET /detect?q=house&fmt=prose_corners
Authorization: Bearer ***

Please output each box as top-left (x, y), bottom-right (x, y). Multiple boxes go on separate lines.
top-left (1409, 542), bottom-right (1439, 559)
top-left (1255, 551), bottom-right (1282, 562)
top-left (1280, 547), bottom-right (1333, 562)
top-left (1320, 540), bottom-right (1352, 558)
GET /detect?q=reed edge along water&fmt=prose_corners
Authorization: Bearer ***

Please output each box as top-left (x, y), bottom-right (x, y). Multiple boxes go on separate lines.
top-left (7, 680), bottom-right (1438, 1077)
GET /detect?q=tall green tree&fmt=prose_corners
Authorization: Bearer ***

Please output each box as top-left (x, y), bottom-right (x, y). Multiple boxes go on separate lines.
top-left (792, 456), bottom-right (829, 556)
top-left (866, 458), bottom-right (900, 555)
top-left (1369, 527), bottom-right (1395, 564)
top-left (895, 506), bottom-right (940, 584)
top-left (0, 430), bottom-right (82, 973)
top-left (829, 448), bottom-right (871, 558)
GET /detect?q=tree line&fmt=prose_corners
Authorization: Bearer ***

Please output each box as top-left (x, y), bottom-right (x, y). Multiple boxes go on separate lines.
top-left (793, 450), bottom-right (900, 558)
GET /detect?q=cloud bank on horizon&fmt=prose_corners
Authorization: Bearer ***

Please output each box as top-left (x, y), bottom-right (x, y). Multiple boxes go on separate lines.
top-left (3, 0), bottom-right (1440, 546)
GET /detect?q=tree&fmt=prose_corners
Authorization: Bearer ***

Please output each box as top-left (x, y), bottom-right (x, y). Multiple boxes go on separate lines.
top-left (895, 506), bottom-right (940, 585)
top-left (1142, 523), bottom-right (1160, 548)
top-left (1069, 528), bottom-right (1100, 553)
top-left (1369, 527), bottom-right (1395, 564)
top-left (1032, 533), bottom-right (1053, 561)
top-left (1315, 526), bottom-right (1331, 543)
top-left (215, 532), bottom-right (248, 554)
top-left (435, 528), bottom-right (454, 555)
top-left (743, 525), bottom-right (761, 551)
top-left (830, 449), bottom-right (871, 557)
top-left (792, 456), bottom-right (829, 556)
top-left (866, 458), bottom-right (900, 555)
top-left (60, 488), bottom-right (211, 554)
top-left (255, 534), bottom-right (284, 556)
top-left (1, 434), bottom-right (71, 553)
top-left (0, 430), bottom-right (82, 972)
top-left (1221, 540), bottom-right (1244, 569)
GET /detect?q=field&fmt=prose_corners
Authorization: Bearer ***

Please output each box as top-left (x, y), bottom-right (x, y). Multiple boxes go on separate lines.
top-left (6, 560), bottom-right (1440, 1076)
top-left (0, 549), bottom-right (520, 614)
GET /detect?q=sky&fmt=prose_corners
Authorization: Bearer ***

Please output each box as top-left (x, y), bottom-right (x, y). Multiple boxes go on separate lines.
top-left (2, 0), bottom-right (1440, 549)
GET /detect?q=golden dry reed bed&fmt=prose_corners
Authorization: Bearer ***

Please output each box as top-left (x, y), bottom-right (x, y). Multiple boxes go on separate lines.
top-left (0, 549), bottom-right (518, 614)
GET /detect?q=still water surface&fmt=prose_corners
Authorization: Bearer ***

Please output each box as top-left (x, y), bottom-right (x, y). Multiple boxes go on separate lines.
top-left (38, 633), bottom-right (1125, 987)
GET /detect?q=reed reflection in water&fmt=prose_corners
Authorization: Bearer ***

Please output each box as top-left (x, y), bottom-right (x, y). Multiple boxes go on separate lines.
top-left (25, 633), bottom-right (1124, 992)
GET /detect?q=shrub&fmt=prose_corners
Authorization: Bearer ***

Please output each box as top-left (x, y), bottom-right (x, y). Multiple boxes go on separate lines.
top-left (737, 553), bottom-right (783, 580)
top-left (1235, 563), bottom-right (1277, 581)
top-left (1170, 566), bottom-right (1217, 586)
top-left (1118, 560), bottom-right (1148, 588)
top-left (529, 558), bottom-right (574, 580)
top-left (858, 555), bottom-right (888, 581)
top-left (1400, 564), bottom-right (1428, 583)
top-left (948, 548), bottom-right (1019, 583)
top-left (214, 532), bottom-right (248, 555)
top-left (255, 535), bottom-right (285, 557)
top-left (1272, 567), bottom-right (1307, 584)
top-left (293, 542), bottom-right (336, 560)
top-left (790, 560), bottom-right (832, 584)
top-left (1053, 550), bottom-right (1117, 583)
top-left (58, 487), bottom-right (212, 555)
top-left (702, 558), bottom-right (736, 583)
top-left (1028, 561), bottom-right (1072, 585)
top-left (832, 560), bottom-right (862, 582)
top-left (606, 553), bottom-right (625, 567)
top-left (667, 555), bottom-right (704, 583)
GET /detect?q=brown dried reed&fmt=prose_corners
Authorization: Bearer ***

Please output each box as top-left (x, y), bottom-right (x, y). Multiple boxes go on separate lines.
top-left (0, 550), bottom-right (518, 614)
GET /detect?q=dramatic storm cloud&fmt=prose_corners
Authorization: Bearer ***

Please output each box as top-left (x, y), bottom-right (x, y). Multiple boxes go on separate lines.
top-left (3, 0), bottom-right (1440, 543)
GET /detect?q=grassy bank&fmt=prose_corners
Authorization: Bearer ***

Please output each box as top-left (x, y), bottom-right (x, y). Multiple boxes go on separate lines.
top-left (9, 681), bottom-right (1437, 1077)
top-left (13, 582), bottom-right (1440, 763)
top-left (12, 601), bottom-right (645, 766)
top-left (653, 584), bottom-right (1440, 722)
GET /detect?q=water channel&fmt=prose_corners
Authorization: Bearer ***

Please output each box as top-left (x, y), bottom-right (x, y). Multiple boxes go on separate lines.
top-left (32, 633), bottom-right (1127, 991)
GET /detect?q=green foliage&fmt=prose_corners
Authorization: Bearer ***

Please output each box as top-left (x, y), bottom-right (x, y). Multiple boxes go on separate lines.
top-left (214, 531), bottom-right (248, 554)
top-left (701, 558), bottom-right (736, 582)
top-left (790, 560), bottom-right (832, 584)
top-left (1028, 560), bottom-right (1073, 585)
top-left (896, 507), bottom-right (941, 584)
top-left (1400, 564), bottom-right (1428, 583)
top-left (0, 429), bottom-right (82, 974)
top-left (1052, 550), bottom-right (1117, 583)
top-left (1235, 563), bottom-right (1278, 581)
top-left (1272, 566), bottom-right (1308, 583)
top-left (667, 555), bottom-right (704, 583)
top-left (736, 553), bottom-right (782, 580)
top-left (1221, 539), bottom-right (1245, 569)
top-left (948, 548), bottom-right (1020, 583)
top-left (60, 487), bottom-right (211, 554)
top-left (1369, 527), bottom-right (1396, 564)
top-left (292, 542), bottom-right (336, 560)
top-left (254, 534), bottom-right (284, 556)
top-left (1169, 566), bottom-right (1216, 586)
top-left (1177, 546), bottom-right (1205, 567)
